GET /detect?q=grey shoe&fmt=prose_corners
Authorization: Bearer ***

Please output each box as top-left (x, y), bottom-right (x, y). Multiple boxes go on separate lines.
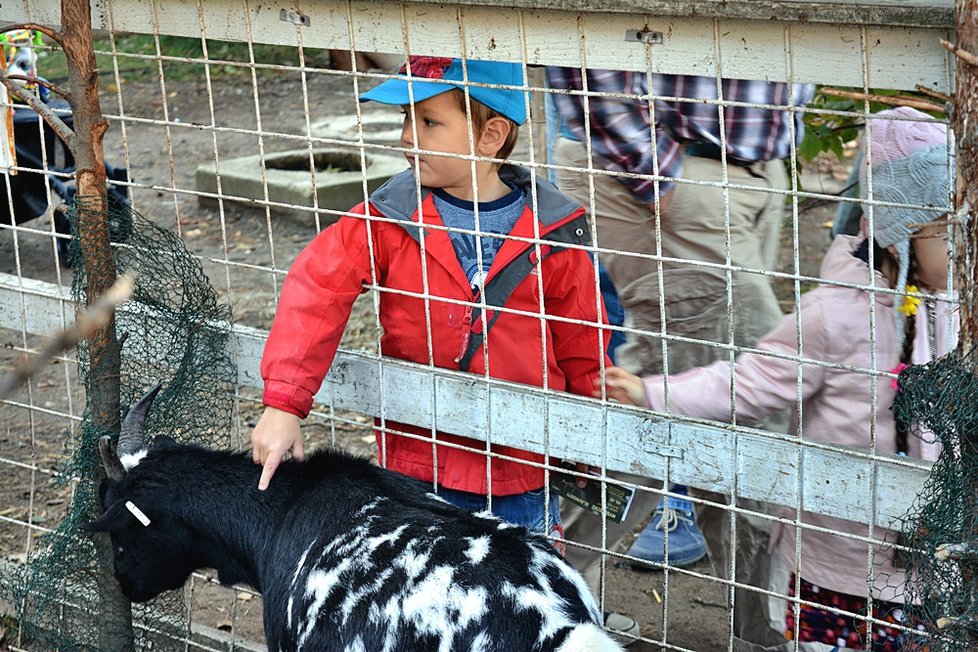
top-left (603, 611), bottom-right (640, 647)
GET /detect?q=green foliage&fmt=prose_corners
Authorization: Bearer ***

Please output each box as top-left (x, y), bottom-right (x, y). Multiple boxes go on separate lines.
top-left (799, 87), bottom-right (946, 163)
top-left (37, 34), bottom-right (333, 85)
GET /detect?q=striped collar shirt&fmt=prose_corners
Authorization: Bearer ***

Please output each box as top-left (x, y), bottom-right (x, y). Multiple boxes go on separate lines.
top-left (546, 67), bottom-right (815, 204)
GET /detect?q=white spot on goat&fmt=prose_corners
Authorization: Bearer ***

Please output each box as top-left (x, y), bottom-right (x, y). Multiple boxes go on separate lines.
top-left (469, 630), bottom-right (491, 652)
top-left (365, 524), bottom-right (407, 552)
top-left (342, 637), bottom-right (367, 652)
top-left (464, 535), bottom-right (490, 565)
top-left (287, 542), bottom-right (316, 630)
top-left (394, 538), bottom-right (433, 580)
top-left (401, 565), bottom-right (488, 651)
top-left (426, 492), bottom-right (450, 504)
top-left (119, 449), bottom-right (147, 471)
top-left (499, 546), bottom-right (597, 646)
top-left (297, 557), bottom-right (354, 648)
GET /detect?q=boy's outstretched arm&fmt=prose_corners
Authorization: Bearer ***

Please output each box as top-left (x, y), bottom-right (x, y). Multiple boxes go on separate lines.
top-left (252, 406), bottom-right (305, 490)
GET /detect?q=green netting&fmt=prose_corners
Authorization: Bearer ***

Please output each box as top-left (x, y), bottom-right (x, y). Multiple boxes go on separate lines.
top-left (0, 196), bottom-right (236, 651)
top-left (893, 347), bottom-right (978, 651)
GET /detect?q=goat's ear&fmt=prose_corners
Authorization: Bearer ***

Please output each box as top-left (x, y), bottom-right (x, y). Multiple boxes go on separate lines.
top-left (80, 499), bottom-right (134, 533)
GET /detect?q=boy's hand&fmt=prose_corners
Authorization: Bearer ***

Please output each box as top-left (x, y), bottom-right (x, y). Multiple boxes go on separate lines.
top-left (251, 406), bottom-right (304, 490)
top-left (593, 366), bottom-right (648, 407)
top-left (574, 462), bottom-right (602, 489)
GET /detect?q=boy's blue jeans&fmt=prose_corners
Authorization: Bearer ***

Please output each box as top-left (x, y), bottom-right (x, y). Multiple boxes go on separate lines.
top-left (436, 485), bottom-right (564, 554)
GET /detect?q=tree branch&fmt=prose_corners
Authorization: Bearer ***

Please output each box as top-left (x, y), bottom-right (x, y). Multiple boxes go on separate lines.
top-left (0, 77), bottom-right (74, 144)
top-left (0, 275), bottom-right (134, 400)
top-left (915, 84), bottom-right (954, 103)
top-left (819, 87), bottom-right (946, 114)
top-left (942, 38), bottom-right (978, 67)
top-left (0, 23), bottom-right (62, 46)
top-left (5, 74), bottom-right (71, 101)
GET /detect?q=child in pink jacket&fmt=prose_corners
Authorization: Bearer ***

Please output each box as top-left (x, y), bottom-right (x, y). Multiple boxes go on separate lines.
top-left (597, 107), bottom-right (956, 649)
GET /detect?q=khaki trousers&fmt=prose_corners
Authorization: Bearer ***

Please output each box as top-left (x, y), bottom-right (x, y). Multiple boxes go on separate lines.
top-left (555, 137), bottom-right (791, 648)
top-left (555, 136), bottom-right (785, 376)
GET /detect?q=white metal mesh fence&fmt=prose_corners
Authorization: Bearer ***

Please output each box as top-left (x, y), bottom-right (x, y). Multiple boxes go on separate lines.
top-left (0, 1), bottom-right (958, 650)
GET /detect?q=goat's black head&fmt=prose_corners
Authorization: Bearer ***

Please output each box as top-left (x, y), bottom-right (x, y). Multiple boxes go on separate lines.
top-left (81, 385), bottom-right (201, 602)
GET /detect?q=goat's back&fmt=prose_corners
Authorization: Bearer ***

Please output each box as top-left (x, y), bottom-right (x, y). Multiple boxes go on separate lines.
top-left (263, 452), bottom-right (616, 651)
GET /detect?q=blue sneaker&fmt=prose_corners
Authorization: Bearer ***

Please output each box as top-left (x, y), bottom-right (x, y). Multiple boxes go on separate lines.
top-left (627, 494), bottom-right (707, 570)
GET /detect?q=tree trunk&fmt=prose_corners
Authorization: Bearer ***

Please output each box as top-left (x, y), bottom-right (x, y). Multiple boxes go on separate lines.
top-left (58, 0), bottom-right (130, 649)
top-left (953, 0), bottom-right (978, 646)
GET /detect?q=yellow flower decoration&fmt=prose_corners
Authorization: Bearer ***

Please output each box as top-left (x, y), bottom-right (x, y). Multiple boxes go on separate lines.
top-left (898, 285), bottom-right (921, 317)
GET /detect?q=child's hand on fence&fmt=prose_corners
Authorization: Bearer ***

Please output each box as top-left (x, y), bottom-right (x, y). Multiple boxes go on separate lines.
top-left (251, 406), bottom-right (304, 490)
top-left (593, 366), bottom-right (648, 407)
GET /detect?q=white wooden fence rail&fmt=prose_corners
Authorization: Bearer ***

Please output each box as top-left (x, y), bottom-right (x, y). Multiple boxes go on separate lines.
top-left (0, 271), bottom-right (932, 530)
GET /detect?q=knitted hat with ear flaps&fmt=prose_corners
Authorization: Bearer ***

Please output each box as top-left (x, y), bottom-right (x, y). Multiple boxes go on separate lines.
top-left (858, 106), bottom-right (950, 346)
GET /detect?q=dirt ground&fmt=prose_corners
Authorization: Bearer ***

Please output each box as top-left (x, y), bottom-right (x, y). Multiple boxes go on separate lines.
top-left (0, 66), bottom-right (850, 651)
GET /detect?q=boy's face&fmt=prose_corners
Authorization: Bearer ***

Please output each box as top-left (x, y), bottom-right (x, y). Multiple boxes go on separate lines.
top-left (399, 92), bottom-right (483, 199)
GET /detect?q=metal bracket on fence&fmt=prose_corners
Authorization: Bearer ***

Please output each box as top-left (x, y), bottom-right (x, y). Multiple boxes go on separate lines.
top-left (625, 29), bottom-right (663, 45)
top-left (640, 419), bottom-right (683, 459)
top-left (280, 9), bottom-right (310, 27)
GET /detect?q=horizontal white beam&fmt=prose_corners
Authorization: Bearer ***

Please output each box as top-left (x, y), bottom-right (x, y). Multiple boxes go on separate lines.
top-left (0, 0), bottom-right (952, 93)
top-left (0, 271), bottom-right (931, 530)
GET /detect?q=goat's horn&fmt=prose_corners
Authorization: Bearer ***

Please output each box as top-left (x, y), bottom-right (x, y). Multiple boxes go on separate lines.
top-left (98, 435), bottom-right (126, 481)
top-left (118, 384), bottom-right (162, 457)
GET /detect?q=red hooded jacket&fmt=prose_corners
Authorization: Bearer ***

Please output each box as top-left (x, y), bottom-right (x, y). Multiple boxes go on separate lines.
top-left (261, 166), bottom-right (611, 495)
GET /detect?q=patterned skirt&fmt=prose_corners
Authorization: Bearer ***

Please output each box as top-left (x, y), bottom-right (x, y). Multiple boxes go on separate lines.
top-left (784, 575), bottom-right (929, 650)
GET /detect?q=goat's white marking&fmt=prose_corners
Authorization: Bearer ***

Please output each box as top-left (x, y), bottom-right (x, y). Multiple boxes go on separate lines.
top-left (343, 637), bottom-right (367, 652)
top-left (288, 543), bottom-right (316, 630)
top-left (556, 623), bottom-right (624, 652)
top-left (400, 564), bottom-right (488, 651)
top-left (119, 449), bottom-right (148, 471)
top-left (125, 501), bottom-right (151, 526)
top-left (498, 546), bottom-right (601, 646)
top-left (393, 539), bottom-right (432, 580)
top-left (469, 631), bottom-right (491, 652)
top-left (463, 535), bottom-right (490, 565)
top-left (365, 524), bottom-right (407, 552)
top-left (297, 559), bottom-right (353, 648)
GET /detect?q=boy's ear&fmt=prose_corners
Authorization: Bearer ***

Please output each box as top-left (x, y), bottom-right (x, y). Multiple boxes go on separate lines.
top-left (477, 116), bottom-right (513, 159)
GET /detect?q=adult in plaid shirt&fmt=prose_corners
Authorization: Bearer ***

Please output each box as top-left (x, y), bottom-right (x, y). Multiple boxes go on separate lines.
top-left (547, 66), bottom-right (813, 648)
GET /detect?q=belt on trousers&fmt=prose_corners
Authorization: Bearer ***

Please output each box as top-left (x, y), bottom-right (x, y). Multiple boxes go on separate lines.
top-left (684, 142), bottom-right (756, 168)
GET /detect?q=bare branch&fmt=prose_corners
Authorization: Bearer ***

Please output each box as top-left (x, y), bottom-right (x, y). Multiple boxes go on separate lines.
top-left (819, 87), bottom-right (947, 114)
top-left (5, 74), bottom-right (70, 100)
top-left (0, 77), bottom-right (74, 143)
top-left (915, 84), bottom-right (953, 103)
top-left (942, 38), bottom-right (978, 67)
top-left (0, 275), bottom-right (135, 400)
top-left (0, 23), bottom-right (61, 46)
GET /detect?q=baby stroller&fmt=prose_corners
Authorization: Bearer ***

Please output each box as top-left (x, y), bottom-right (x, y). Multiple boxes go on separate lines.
top-left (0, 30), bottom-right (130, 266)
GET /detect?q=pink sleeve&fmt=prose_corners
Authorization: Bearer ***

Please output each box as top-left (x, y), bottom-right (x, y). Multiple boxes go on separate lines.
top-left (643, 301), bottom-right (828, 424)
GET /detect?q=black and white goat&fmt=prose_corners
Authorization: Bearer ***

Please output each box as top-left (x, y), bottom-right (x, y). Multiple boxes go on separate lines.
top-left (84, 387), bottom-right (626, 651)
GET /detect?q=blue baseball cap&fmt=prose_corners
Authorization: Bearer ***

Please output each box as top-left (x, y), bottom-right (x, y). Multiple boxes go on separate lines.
top-left (360, 56), bottom-right (528, 125)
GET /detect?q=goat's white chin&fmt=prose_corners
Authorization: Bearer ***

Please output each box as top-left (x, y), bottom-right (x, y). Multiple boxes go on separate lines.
top-left (555, 623), bottom-right (626, 652)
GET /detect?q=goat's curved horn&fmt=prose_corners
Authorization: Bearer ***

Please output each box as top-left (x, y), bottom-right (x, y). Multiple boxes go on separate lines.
top-left (98, 435), bottom-right (126, 481)
top-left (118, 384), bottom-right (162, 457)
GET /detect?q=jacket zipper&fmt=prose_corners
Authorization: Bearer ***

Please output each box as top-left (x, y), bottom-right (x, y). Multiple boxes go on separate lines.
top-left (455, 303), bottom-right (474, 365)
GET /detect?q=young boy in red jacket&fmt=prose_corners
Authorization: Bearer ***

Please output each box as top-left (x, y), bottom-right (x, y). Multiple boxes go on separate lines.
top-left (251, 56), bottom-right (610, 542)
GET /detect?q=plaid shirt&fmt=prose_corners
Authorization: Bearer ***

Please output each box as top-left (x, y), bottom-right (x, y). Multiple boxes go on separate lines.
top-left (546, 68), bottom-right (815, 204)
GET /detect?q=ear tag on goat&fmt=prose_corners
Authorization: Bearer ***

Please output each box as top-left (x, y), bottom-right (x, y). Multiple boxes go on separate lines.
top-left (125, 501), bottom-right (151, 527)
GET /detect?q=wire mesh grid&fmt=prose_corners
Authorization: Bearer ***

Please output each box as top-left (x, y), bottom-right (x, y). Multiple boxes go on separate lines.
top-left (0, 1), bottom-right (960, 650)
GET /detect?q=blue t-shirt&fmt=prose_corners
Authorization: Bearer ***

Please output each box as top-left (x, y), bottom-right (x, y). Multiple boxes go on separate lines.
top-left (433, 185), bottom-right (525, 292)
